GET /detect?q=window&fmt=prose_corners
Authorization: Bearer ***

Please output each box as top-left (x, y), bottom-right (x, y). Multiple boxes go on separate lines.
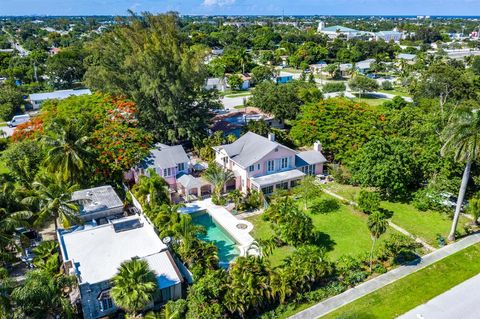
top-left (281, 157), bottom-right (288, 169)
top-left (257, 164), bottom-right (261, 170)
top-left (276, 182), bottom-right (288, 190)
top-left (267, 160), bottom-right (275, 172)
top-left (163, 168), bottom-right (172, 177)
top-left (249, 165), bottom-right (255, 172)
top-left (301, 164), bottom-right (316, 176)
top-left (178, 163), bottom-right (185, 171)
top-left (98, 290), bottom-right (113, 312)
top-left (261, 185), bottom-right (274, 195)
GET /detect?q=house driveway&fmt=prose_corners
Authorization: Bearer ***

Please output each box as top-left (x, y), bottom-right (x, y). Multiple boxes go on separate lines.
top-left (397, 273), bottom-right (480, 319)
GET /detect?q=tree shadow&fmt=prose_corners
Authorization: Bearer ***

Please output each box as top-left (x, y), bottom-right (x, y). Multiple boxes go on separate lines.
top-left (312, 231), bottom-right (336, 252)
top-left (378, 207), bottom-right (394, 219)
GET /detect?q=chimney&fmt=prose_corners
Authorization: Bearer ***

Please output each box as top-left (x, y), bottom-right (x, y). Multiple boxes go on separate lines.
top-left (268, 132), bottom-right (275, 142)
top-left (313, 141), bottom-right (322, 152)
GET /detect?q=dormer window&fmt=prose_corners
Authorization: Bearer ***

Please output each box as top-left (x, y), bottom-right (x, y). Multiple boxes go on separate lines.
top-left (98, 290), bottom-right (113, 312)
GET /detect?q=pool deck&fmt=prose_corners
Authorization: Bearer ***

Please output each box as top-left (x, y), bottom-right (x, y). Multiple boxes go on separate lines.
top-left (179, 199), bottom-right (257, 256)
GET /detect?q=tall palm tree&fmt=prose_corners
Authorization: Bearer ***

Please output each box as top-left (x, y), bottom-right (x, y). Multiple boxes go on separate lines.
top-left (23, 175), bottom-right (80, 230)
top-left (172, 214), bottom-right (206, 256)
top-left (111, 258), bottom-right (157, 318)
top-left (43, 122), bottom-right (91, 184)
top-left (203, 163), bottom-right (234, 201)
top-left (367, 211), bottom-right (388, 271)
top-left (441, 106), bottom-right (480, 241)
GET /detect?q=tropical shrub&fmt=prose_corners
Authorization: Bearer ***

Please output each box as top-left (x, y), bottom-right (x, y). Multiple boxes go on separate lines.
top-left (322, 82), bottom-right (346, 93)
top-left (381, 80), bottom-right (393, 90)
top-left (357, 190), bottom-right (381, 214)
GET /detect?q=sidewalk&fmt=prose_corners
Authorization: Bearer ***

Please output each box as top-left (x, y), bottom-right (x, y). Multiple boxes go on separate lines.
top-left (289, 232), bottom-right (480, 319)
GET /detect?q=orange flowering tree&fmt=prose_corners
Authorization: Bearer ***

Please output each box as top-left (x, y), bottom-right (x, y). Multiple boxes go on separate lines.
top-left (92, 98), bottom-right (152, 177)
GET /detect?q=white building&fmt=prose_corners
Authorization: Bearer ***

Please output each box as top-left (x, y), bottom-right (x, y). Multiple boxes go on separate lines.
top-left (28, 89), bottom-right (92, 109)
top-left (58, 213), bottom-right (184, 319)
top-left (317, 21), bottom-right (371, 39)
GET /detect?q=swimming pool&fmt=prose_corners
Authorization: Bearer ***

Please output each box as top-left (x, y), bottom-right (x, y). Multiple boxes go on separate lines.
top-left (191, 211), bottom-right (240, 265)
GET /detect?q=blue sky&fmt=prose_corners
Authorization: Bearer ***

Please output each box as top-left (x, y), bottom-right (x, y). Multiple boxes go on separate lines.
top-left (1, 0), bottom-right (480, 16)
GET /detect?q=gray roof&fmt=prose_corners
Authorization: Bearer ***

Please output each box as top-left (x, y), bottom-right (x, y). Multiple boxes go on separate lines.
top-left (376, 30), bottom-right (403, 36)
top-left (177, 174), bottom-right (209, 189)
top-left (397, 53), bottom-right (417, 60)
top-left (251, 169), bottom-right (306, 187)
top-left (206, 78), bottom-right (224, 86)
top-left (322, 25), bottom-right (359, 32)
top-left (216, 132), bottom-right (286, 168)
top-left (139, 145), bottom-right (189, 170)
top-left (71, 186), bottom-right (123, 216)
top-left (29, 89), bottom-right (91, 101)
top-left (295, 151), bottom-right (327, 166)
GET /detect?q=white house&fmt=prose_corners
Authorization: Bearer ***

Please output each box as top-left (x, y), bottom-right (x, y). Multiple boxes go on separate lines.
top-left (28, 89), bottom-right (92, 109)
top-left (58, 213), bottom-right (184, 319)
top-left (205, 77), bottom-right (227, 91)
top-left (375, 30), bottom-right (403, 42)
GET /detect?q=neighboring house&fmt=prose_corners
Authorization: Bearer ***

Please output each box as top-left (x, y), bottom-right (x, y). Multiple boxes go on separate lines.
top-left (310, 61), bottom-right (328, 74)
top-left (28, 89), bottom-right (92, 109)
top-left (205, 77), bottom-right (227, 91)
top-left (375, 30), bottom-right (403, 42)
top-left (58, 213), bottom-right (184, 319)
top-left (213, 132), bottom-right (327, 195)
top-left (397, 53), bottom-right (417, 62)
top-left (71, 186), bottom-right (124, 222)
top-left (275, 75), bottom-right (293, 84)
top-left (339, 59), bottom-right (375, 76)
top-left (240, 74), bottom-right (251, 90)
top-left (317, 21), bottom-right (370, 39)
top-left (130, 144), bottom-right (190, 190)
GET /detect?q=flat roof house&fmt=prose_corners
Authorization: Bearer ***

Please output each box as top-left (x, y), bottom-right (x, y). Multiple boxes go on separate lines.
top-left (317, 21), bottom-right (371, 40)
top-left (71, 186), bottom-right (124, 222)
top-left (28, 89), bottom-right (92, 109)
top-left (58, 213), bottom-right (183, 319)
top-left (375, 30), bottom-right (403, 42)
top-left (213, 132), bottom-right (327, 195)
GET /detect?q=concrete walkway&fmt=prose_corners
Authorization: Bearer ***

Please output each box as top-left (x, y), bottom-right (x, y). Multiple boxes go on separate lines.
top-left (323, 189), bottom-right (436, 252)
top-left (289, 232), bottom-right (480, 319)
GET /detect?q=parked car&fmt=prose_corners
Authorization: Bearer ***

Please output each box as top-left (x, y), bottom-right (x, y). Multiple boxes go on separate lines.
top-left (7, 114), bottom-right (30, 127)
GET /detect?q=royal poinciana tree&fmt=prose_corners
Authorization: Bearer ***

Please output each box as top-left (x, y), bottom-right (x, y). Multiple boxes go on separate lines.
top-left (84, 12), bottom-right (221, 144)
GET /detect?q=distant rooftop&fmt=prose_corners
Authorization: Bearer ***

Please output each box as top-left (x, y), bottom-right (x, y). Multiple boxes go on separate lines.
top-left (58, 214), bottom-right (182, 287)
top-left (322, 25), bottom-right (359, 32)
top-left (28, 89), bottom-right (91, 101)
top-left (71, 185), bottom-right (123, 216)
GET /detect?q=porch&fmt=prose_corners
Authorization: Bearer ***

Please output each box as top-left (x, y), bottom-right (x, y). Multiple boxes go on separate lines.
top-left (250, 169), bottom-right (306, 195)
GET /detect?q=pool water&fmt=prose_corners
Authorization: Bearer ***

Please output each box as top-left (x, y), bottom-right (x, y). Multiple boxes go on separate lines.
top-left (191, 211), bottom-right (240, 264)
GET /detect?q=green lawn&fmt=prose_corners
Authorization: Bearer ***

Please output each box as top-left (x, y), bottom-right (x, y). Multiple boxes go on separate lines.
top-left (0, 158), bottom-right (9, 174)
top-left (378, 88), bottom-right (412, 97)
top-left (381, 201), bottom-right (469, 247)
top-left (246, 195), bottom-right (396, 267)
top-left (224, 91), bottom-right (252, 98)
top-left (323, 243), bottom-right (480, 319)
top-left (324, 182), bottom-right (469, 248)
top-left (351, 97), bottom-right (389, 109)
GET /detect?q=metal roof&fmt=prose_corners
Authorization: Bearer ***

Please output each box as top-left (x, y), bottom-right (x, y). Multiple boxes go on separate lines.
top-left (251, 169), bottom-right (305, 187)
top-left (29, 89), bottom-right (91, 101)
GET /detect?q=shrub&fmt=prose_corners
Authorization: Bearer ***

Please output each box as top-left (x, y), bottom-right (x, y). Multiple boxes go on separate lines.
top-left (322, 82), bottom-right (346, 93)
top-left (310, 197), bottom-right (340, 214)
top-left (357, 190), bottom-right (381, 214)
top-left (381, 80), bottom-right (393, 90)
top-left (245, 190), bottom-right (263, 210)
top-left (378, 233), bottom-right (421, 265)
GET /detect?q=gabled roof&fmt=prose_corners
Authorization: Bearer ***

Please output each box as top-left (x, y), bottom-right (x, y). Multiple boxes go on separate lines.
top-left (71, 186), bottom-right (123, 216)
top-left (215, 132), bottom-right (289, 168)
top-left (139, 144), bottom-right (189, 170)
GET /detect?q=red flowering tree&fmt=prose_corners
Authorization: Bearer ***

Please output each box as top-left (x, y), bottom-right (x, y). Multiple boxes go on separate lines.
top-left (11, 116), bottom-right (45, 142)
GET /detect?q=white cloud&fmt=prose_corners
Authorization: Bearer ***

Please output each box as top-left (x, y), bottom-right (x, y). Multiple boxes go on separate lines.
top-left (202, 0), bottom-right (236, 7)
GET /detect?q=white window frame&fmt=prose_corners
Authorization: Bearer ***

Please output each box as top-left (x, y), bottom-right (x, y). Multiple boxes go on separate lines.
top-left (249, 165), bottom-right (255, 172)
top-left (267, 160), bottom-right (275, 172)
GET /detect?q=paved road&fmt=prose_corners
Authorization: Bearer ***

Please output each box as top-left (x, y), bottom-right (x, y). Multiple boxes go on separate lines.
top-left (398, 273), bottom-right (480, 319)
top-left (221, 95), bottom-right (251, 110)
top-left (0, 125), bottom-right (14, 137)
top-left (289, 233), bottom-right (480, 319)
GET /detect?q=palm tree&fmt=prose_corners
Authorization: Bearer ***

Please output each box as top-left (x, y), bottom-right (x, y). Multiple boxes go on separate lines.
top-left (0, 208), bottom-right (31, 255)
top-left (367, 211), bottom-right (388, 271)
top-left (172, 214), bottom-right (206, 256)
top-left (441, 106), bottom-right (480, 241)
top-left (270, 268), bottom-right (293, 304)
top-left (132, 168), bottom-right (170, 209)
top-left (203, 163), bottom-right (234, 202)
top-left (23, 175), bottom-right (80, 230)
top-left (43, 122), bottom-right (91, 184)
top-left (111, 258), bottom-right (157, 318)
